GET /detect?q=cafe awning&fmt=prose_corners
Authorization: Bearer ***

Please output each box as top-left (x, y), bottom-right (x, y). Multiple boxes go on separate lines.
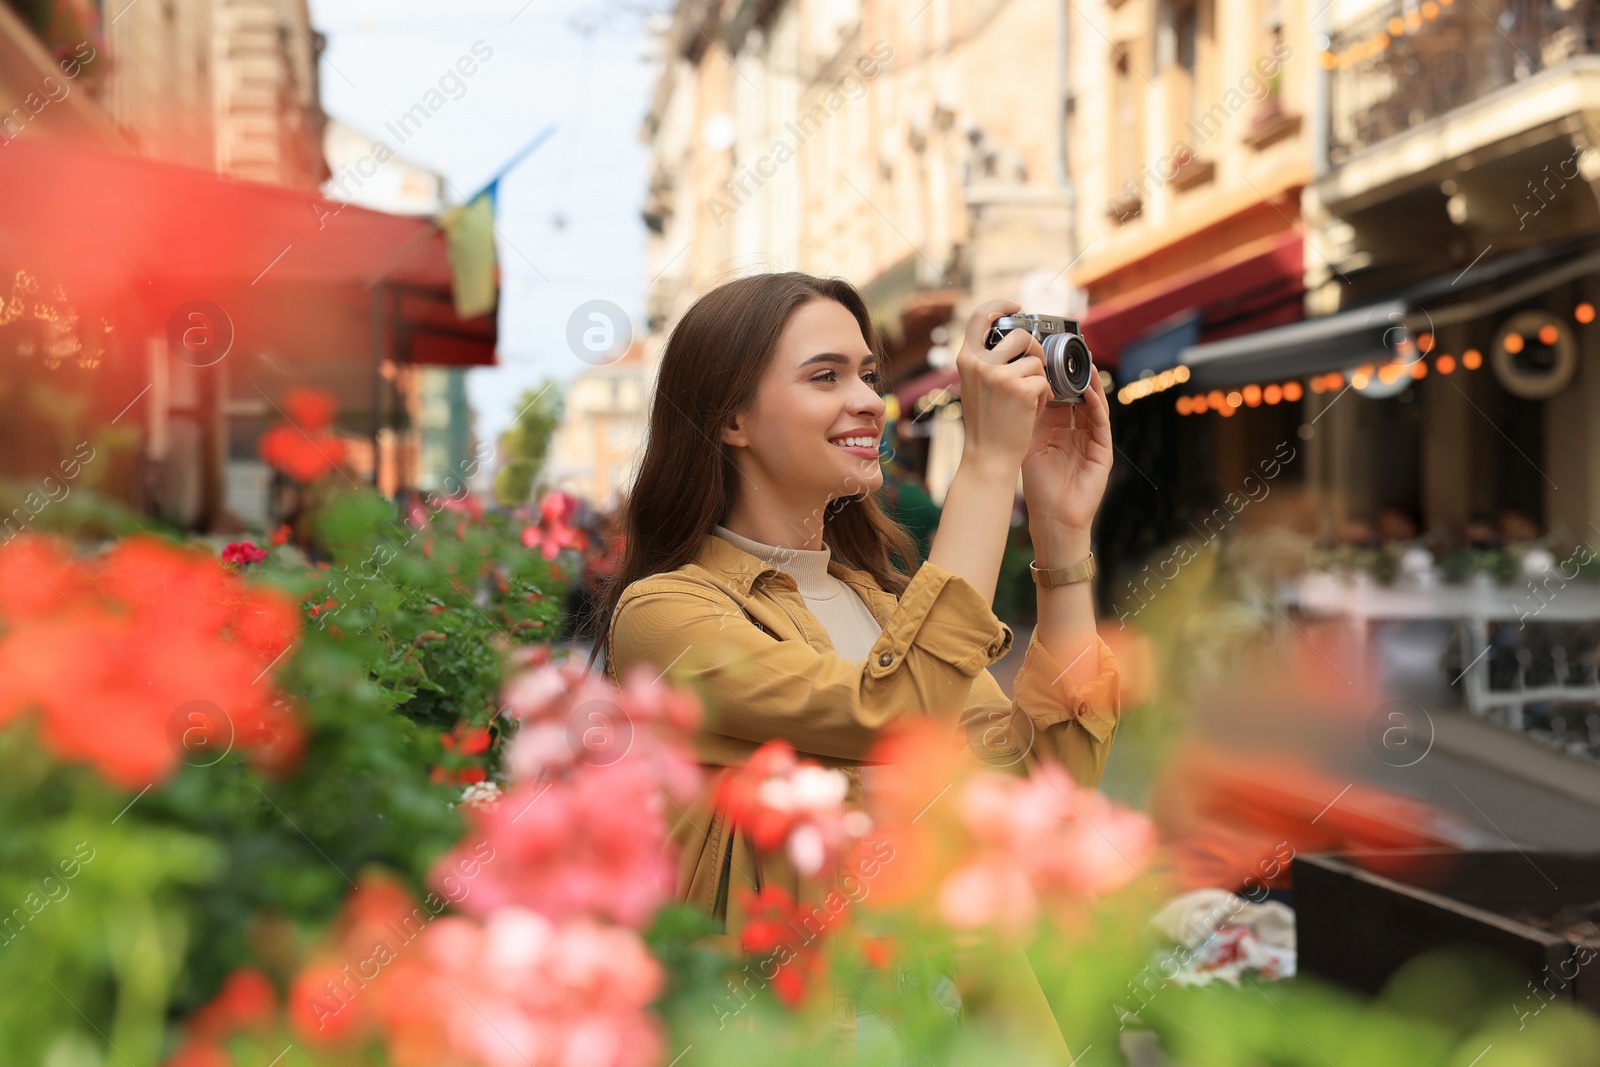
top-left (1082, 230), bottom-right (1303, 376)
top-left (1178, 300), bottom-right (1409, 389)
top-left (0, 136), bottom-right (496, 367)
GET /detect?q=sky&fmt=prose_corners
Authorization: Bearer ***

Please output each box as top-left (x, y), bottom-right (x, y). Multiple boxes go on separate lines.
top-left (308, 0), bottom-right (661, 450)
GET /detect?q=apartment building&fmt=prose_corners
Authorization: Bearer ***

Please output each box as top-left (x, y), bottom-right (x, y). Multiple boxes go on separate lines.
top-left (640, 0), bottom-right (1080, 500)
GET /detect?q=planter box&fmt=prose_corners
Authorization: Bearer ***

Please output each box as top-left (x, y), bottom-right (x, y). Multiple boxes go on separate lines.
top-left (1293, 850), bottom-right (1600, 1013)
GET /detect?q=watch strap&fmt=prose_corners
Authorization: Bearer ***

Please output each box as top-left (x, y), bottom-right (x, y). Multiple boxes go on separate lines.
top-left (1030, 552), bottom-right (1096, 587)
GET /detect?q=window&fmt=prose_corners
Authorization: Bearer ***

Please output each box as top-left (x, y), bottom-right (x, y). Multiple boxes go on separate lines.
top-left (1112, 47), bottom-right (1142, 200)
top-left (1162, 0), bottom-right (1200, 133)
top-left (1176, 3), bottom-right (1197, 75)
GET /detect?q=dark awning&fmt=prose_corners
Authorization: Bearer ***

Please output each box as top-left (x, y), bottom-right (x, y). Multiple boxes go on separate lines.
top-left (1177, 300), bottom-right (1408, 389)
top-left (1399, 239), bottom-right (1600, 333)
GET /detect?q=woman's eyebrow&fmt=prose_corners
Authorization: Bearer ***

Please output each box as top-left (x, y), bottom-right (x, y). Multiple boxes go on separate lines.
top-left (797, 352), bottom-right (878, 370)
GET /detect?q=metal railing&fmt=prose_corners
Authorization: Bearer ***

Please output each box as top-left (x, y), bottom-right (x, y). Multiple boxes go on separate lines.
top-left (1326, 0), bottom-right (1600, 163)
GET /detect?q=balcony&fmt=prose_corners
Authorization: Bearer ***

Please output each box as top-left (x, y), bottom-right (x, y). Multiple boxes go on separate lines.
top-left (1318, 0), bottom-right (1600, 214)
top-left (1326, 0), bottom-right (1600, 165)
top-left (1324, 0), bottom-right (1600, 163)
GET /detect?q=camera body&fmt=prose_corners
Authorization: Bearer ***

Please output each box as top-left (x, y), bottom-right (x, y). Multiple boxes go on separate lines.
top-left (984, 313), bottom-right (1094, 404)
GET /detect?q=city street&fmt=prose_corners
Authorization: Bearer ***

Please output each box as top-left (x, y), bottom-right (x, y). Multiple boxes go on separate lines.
top-left (5, 0), bottom-right (1600, 1063)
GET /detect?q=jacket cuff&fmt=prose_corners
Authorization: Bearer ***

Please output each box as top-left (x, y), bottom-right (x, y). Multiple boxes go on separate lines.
top-left (865, 561), bottom-right (1012, 680)
top-left (1012, 633), bottom-right (1121, 743)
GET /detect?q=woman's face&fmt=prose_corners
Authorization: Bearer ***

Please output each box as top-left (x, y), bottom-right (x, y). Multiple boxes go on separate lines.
top-left (721, 298), bottom-right (887, 506)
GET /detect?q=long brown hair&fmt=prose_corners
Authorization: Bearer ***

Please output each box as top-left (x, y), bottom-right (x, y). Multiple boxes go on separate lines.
top-left (586, 272), bottom-right (918, 670)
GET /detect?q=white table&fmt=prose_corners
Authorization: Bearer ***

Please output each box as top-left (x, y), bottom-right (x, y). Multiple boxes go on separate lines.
top-left (1277, 573), bottom-right (1600, 723)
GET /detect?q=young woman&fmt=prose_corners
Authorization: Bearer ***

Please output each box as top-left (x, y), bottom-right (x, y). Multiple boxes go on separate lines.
top-left (591, 270), bottom-right (1121, 961)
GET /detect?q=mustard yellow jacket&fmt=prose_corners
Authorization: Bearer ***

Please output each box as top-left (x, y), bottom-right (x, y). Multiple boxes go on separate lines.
top-left (604, 532), bottom-right (1123, 935)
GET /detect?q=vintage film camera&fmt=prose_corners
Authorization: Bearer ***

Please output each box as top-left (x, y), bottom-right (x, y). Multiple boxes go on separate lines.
top-left (984, 313), bottom-right (1094, 404)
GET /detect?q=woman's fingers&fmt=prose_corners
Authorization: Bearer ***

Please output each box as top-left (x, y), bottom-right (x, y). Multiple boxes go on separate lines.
top-left (963, 325), bottom-right (1043, 373)
top-left (963, 299), bottom-right (1021, 357)
top-left (1081, 365), bottom-right (1112, 439)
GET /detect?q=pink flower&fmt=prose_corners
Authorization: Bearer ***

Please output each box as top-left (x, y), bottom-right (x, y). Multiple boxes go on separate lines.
top-left (416, 910), bottom-right (664, 1067)
top-left (520, 491), bottom-right (588, 560)
top-left (937, 765), bottom-right (1156, 934)
top-left (434, 759), bottom-right (678, 929)
top-left (221, 541), bottom-right (268, 565)
top-left (437, 657), bottom-right (705, 930)
top-left (937, 857), bottom-right (1038, 934)
top-left (502, 660), bottom-right (701, 802)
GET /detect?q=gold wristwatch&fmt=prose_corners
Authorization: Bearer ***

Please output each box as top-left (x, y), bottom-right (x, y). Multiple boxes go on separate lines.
top-left (1030, 552), bottom-right (1096, 587)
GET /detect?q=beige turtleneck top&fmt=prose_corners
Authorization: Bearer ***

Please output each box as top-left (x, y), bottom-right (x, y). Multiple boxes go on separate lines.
top-left (711, 524), bottom-right (884, 663)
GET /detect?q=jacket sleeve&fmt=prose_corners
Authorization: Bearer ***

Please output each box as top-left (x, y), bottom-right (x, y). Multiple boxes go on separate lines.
top-left (960, 632), bottom-right (1121, 788)
top-left (605, 561), bottom-right (1014, 762)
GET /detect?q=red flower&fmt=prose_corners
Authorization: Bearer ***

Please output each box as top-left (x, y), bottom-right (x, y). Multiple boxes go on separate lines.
top-left (715, 740), bottom-right (871, 875)
top-left (221, 541), bottom-right (268, 565)
top-left (860, 933), bottom-right (897, 971)
top-left (430, 765), bottom-right (486, 786)
top-left (288, 959), bottom-right (363, 1044)
top-left (736, 886), bottom-right (826, 1008)
top-left (440, 721), bottom-right (492, 756)
top-left (188, 967), bottom-right (278, 1039)
top-left (0, 535), bottom-right (303, 788)
top-left (268, 524), bottom-right (292, 546)
top-left (162, 1041), bottom-right (230, 1067)
top-left (284, 387), bottom-right (337, 431)
top-left (259, 388), bottom-right (346, 482)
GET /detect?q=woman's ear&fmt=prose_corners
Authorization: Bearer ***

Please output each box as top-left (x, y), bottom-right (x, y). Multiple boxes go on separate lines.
top-left (720, 413), bottom-right (749, 448)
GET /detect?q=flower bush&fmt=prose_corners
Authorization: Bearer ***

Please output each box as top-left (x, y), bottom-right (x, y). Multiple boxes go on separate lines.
top-left (0, 534), bottom-right (301, 787)
top-left (7, 470), bottom-right (1600, 1067)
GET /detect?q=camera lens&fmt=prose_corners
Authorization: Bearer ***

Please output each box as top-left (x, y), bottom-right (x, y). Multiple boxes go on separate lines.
top-left (1063, 336), bottom-right (1092, 393)
top-left (1041, 332), bottom-right (1093, 400)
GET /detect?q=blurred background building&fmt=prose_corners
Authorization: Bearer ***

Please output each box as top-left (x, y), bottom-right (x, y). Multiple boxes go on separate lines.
top-left (639, 0), bottom-right (1081, 503)
top-left (635, 0), bottom-right (1600, 599)
top-left (546, 338), bottom-right (650, 511)
top-left (632, 0), bottom-right (1600, 819)
top-left (0, 0), bottom-right (493, 532)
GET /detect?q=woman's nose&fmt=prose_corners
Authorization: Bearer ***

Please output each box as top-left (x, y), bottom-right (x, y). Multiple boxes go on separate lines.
top-left (849, 376), bottom-right (887, 416)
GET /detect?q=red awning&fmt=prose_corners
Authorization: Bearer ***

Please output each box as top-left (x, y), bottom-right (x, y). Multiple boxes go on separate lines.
top-left (0, 136), bottom-right (495, 366)
top-left (1080, 230), bottom-right (1303, 371)
top-left (893, 365), bottom-right (959, 411)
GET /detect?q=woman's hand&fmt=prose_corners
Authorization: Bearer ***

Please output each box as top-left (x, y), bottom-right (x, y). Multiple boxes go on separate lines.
top-left (1020, 357), bottom-right (1113, 543)
top-left (923, 301), bottom-right (1051, 603)
top-left (954, 300), bottom-right (1052, 476)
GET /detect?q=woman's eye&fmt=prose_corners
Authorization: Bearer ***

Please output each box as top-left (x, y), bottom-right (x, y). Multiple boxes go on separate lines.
top-left (811, 368), bottom-right (882, 386)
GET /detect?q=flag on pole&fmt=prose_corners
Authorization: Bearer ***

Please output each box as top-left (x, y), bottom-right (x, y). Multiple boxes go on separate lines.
top-left (435, 123), bottom-right (558, 321)
top-left (439, 182), bottom-right (498, 320)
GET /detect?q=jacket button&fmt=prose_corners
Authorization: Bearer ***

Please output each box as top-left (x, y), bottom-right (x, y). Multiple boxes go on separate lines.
top-left (877, 652), bottom-right (893, 667)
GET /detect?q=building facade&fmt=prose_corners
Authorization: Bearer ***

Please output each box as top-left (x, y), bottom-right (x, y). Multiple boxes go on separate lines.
top-left (546, 340), bottom-right (651, 512)
top-left (1, 2), bottom-right (486, 537)
top-left (1059, 0), bottom-right (1319, 587)
top-left (640, 0), bottom-right (1083, 501)
top-left (99, 0), bottom-right (327, 186)
top-left (1298, 0), bottom-right (1600, 545)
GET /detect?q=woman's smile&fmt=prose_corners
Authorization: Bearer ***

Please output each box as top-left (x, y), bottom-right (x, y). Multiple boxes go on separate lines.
top-left (828, 429), bottom-right (880, 458)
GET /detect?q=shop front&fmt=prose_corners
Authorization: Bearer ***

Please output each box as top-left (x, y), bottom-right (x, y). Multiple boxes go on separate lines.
top-left (0, 136), bottom-right (496, 531)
